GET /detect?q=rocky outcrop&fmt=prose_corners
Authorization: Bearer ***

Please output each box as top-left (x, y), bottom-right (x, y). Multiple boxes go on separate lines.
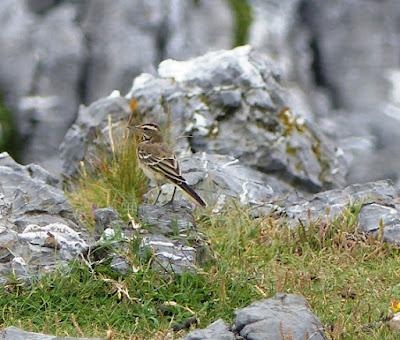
top-left (128, 46), bottom-right (346, 192)
top-left (255, 179), bottom-right (400, 245)
top-left (185, 293), bottom-right (325, 340)
top-left (61, 46), bottom-right (346, 196)
top-left (0, 153), bottom-right (89, 284)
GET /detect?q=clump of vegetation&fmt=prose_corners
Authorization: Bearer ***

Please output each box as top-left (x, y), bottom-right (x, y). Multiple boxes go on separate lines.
top-left (67, 120), bottom-right (147, 228)
top-left (228, 0), bottom-right (252, 46)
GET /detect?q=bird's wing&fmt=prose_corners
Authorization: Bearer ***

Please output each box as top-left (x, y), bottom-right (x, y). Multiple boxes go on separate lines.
top-left (138, 143), bottom-right (207, 207)
top-left (138, 143), bottom-right (184, 183)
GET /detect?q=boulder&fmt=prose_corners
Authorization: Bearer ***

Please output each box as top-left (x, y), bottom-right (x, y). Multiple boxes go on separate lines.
top-left (127, 46), bottom-right (346, 193)
top-left (185, 293), bottom-right (325, 340)
top-left (233, 293), bottom-right (325, 340)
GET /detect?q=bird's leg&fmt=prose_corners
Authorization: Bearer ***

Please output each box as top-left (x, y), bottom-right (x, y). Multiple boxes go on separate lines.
top-left (154, 187), bottom-right (162, 205)
top-left (167, 187), bottom-right (177, 206)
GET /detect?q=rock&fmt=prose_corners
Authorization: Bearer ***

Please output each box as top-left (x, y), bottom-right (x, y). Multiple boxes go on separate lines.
top-left (249, 0), bottom-right (305, 81)
top-left (264, 179), bottom-right (400, 245)
top-left (148, 153), bottom-right (293, 209)
top-left (0, 152), bottom-right (89, 283)
top-left (140, 234), bottom-right (197, 274)
top-left (358, 204), bottom-right (400, 245)
top-left (94, 207), bottom-right (126, 240)
top-left (0, 1), bottom-right (86, 173)
top-left (139, 203), bottom-right (196, 235)
top-left (82, 0), bottom-right (233, 103)
top-left (127, 46), bottom-right (346, 192)
top-left (110, 255), bottom-right (131, 275)
top-left (184, 319), bottom-right (235, 340)
top-left (0, 326), bottom-right (101, 340)
top-left (233, 293), bottom-right (325, 340)
top-left (138, 202), bottom-right (210, 274)
top-left (59, 93), bottom-right (131, 178)
top-left (186, 294), bottom-right (325, 339)
top-left (165, 0), bottom-right (233, 61)
top-left (81, 0), bottom-right (156, 103)
top-left (388, 312), bottom-right (400, 332)
top-left (302, 0), bottom-right (400, 112)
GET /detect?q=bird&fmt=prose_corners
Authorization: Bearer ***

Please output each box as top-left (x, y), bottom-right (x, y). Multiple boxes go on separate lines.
top-left (129, 123), bottom-right (207, 207)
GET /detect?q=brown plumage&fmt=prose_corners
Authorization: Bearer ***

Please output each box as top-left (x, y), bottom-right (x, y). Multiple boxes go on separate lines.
top-left (130, 123), bottom-right (207, 207)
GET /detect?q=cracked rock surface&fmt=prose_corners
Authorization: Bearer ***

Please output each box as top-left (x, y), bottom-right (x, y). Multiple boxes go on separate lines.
top-left (0, 152), bottom-right (89, 284)
top-left (258, 179), bottom-right (400, 245)
top-left (138, 203), bottom-right (210, 274)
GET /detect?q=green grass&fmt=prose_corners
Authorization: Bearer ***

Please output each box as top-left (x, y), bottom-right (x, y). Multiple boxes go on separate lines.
top-left (67, 125), bottom-right (147, 228)
top-left (1, 125), bottom-right (400, 339)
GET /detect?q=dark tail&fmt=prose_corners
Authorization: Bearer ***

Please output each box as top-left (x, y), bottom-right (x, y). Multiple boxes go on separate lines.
top-left (178, 182), bottom-right (207, 207)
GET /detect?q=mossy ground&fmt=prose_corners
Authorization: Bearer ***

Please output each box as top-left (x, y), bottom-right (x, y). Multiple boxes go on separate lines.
top-left (1, 128), bottom-right (400, 339)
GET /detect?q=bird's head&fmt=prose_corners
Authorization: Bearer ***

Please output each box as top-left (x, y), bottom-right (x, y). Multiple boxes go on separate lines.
top-left (129, 123), bottom-right (163, 143)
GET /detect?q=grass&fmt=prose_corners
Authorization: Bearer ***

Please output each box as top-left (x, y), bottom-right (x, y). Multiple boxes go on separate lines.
top-left (67, 120), bottom-right (147, 228)
top-left (1, 123), bottom-right (400, 339)
top-left (228, 0), bottom-right (252, 47)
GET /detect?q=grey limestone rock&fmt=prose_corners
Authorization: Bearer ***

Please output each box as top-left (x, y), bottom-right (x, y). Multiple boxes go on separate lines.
top-left (0, 326), bottom-right (101, 340)
top-left (233, 293), bottom-right (325, 340)
top-left (82, 0), bottom-right (233, 103)
top-left (0, 152), bottom-right (89, 283)
top-left (302, 0), bottom-right (400, 112)
top-left (184, 319), bottom-right (235, 340)
top-left (0, 1), bottom-right (86, 174)
top-left (185, 294), bottom-right (325, 340)
top-left (128, 46), bottom-right (346, 193)
top-left (265, 179), bottom-right (400, 245)
top-left (138, 202), bottom-right (210, 274)
top-left (94, 207), bottom-right (126, 240)
top-left (148, 153), bottom-right (293, 209)
top-left (60, 93), bottom-right (132, 178)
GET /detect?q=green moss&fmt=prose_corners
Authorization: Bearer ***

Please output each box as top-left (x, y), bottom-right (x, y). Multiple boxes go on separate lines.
top-left (228, 0), bottom-right (252, 46)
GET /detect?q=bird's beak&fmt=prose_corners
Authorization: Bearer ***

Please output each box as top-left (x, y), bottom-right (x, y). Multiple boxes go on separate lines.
top-left (127, 125), bottom-right (139, 131)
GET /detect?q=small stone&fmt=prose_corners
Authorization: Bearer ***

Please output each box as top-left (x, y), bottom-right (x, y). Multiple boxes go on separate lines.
top-left (184, 319), bottom-right (235, 340)
top-left (233, 293), bottom-right (325, 340)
